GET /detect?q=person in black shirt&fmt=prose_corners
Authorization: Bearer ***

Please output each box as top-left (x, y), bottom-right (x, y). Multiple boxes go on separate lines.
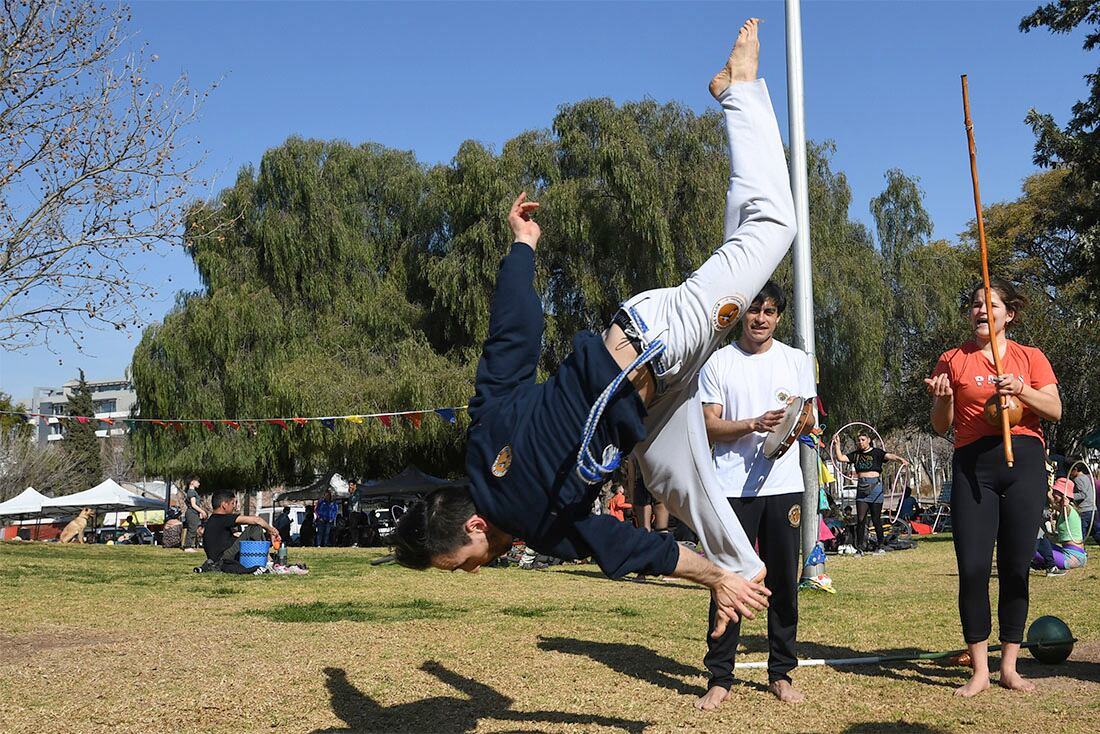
top-left (203, 489), bottom-right (281, 573)
top-left (273, 506), bottom-right (293, 543)
top-left (182, 476), bottom-right (206, 552)
top-left (832, 431), bottom-right (909, 553)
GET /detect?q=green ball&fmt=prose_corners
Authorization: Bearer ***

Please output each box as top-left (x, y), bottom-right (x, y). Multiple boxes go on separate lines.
top-left (1026, 615), bottom-right (1074, 665)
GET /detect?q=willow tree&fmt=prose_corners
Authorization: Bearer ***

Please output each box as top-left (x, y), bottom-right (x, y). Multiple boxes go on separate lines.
top-left (131, 138), bottom-right (471, 486)
top-left (870, 169), bottom-right (935, 420)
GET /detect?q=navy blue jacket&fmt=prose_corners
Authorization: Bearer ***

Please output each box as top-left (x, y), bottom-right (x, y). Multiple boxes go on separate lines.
top-left (465, 244), bottom-right (680, 578)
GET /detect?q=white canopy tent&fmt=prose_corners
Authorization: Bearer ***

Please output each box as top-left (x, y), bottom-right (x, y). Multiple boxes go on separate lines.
top-left (39, 478), bottom-right (165, 514)
top-left (0, 487), bottom-right (49, 519)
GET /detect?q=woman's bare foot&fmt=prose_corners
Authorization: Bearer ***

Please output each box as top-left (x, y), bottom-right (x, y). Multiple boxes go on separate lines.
top-left (694, 685), bottom-right (730, 711)
top-left (709, 18), bottom-right (761, 99)
top-left (997, 643), bottom-right (1035, 692)
top-left (769, 679), bottom-right (805, 703)
top-left (999, 669), bottom-right (1036, 692)
top-left (954, 670), bottom-right (991, 697)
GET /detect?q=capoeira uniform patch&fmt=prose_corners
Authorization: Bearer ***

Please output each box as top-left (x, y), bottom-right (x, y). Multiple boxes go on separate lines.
top-left (491, 446), bottom-right (512, 477)
top-left (711, 296), bottom-right (746, 331)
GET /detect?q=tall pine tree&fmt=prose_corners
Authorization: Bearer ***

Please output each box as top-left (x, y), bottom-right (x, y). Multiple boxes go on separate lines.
top-left (64, 370), bottom-right (103, 491)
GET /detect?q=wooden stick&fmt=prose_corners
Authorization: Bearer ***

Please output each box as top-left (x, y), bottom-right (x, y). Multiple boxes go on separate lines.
top-left (961, 75), bottom-right (1014, 467)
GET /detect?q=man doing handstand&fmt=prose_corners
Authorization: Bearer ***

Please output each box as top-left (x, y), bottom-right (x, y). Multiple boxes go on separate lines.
top-left (395, 19), bottom-right (796, 632)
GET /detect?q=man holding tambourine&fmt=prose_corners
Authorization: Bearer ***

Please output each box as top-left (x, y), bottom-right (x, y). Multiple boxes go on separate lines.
top-left (695, 280), bottom-right (816, 709)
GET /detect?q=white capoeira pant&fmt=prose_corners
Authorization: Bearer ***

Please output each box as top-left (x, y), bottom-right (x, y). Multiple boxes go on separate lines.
top-left (621, 79), bottom-right (796, 580)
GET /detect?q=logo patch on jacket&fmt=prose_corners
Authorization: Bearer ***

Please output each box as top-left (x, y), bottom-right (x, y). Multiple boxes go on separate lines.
top-left (788, 504), bottom-right (801, 528)
top-left (491, 446), bottom-right (512, 477)
top-left (711, 296), bottom-right (744, 331)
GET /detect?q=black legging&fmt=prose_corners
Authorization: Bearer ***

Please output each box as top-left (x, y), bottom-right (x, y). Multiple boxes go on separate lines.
top-left (855, 501), bottom-right (884, 550)
top-left (951, 435), bottom-right (1046, 644)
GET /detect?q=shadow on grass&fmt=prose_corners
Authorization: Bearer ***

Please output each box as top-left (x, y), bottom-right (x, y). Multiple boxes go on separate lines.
top-left (247, 599), bottom-right (466, 624)
top-left (553, 568), bottom-right (698, 590)
top-left (536, 636), bottom-right (769, 696)
top-left (1019, 656), bottom-right (1100, 684)
top-left (310, 663), bottom-right (648, 733)
top-left (842, 722), bottom-right (953, 733)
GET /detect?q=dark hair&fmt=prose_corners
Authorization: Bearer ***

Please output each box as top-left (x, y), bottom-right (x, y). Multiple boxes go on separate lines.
top-left (751, 280), bottom-right (787, 314)
top-left (393, 486), bottom-right (476, 570)
top-left (211, 489), bottom-right (235, 509)
top-left (856, 430), bottom-right (875, 446)
top-left (280, 506), bottom-right (290, 514)
top-left (967, 277), bottom-right (1026, 323)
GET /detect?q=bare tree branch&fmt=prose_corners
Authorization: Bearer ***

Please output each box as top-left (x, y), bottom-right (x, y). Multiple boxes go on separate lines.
top-left (0, 0), bottom-right (212, 351)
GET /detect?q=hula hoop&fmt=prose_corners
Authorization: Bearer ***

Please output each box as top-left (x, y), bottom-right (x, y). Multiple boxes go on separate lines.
top-left (829, 422), bottom-right (885, 484)
top-left (887, 464), bottom-right (912, 523)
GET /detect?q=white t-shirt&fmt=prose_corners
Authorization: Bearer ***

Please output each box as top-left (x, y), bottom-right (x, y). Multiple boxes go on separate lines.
top-left (698, 340), bottom-right (816, 498)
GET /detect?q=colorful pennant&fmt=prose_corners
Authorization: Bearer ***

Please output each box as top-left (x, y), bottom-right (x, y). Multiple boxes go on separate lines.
top-left (1, 405), bottom-right (467, 436)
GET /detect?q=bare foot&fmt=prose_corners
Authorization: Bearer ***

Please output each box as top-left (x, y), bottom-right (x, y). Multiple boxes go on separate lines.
top-left (999, 669), bottom-right (1036, 692)
top-left (953, 671), bottom-right (991, 697)
top-left (694, 685), bottom-right (730, 711)
top-left (709, 18), bottom-right (761, 99)
top-left (769, 679), bottom-right (805, 703)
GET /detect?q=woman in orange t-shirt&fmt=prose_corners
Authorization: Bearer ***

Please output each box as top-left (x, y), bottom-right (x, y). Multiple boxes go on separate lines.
top-left (924, 277), bottom-right (1061, 698)
top-left (607, 485), bottom-right (633, 523)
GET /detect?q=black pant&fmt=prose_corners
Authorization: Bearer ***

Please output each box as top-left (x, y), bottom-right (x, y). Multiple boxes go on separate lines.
top-left (705, 493), bottom-right (801, 688)
top-left (218, 525), bottom-right (266, 574)
top-left (184, 512), bottom-right (201, 548)
top-left (855, 500), bottom-right (883, 550)
top-left (951, 435), bottom-right (1046, 644)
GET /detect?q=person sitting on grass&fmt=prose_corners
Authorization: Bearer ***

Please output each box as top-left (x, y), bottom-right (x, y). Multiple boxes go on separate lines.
top-left (161, 515), bottom-right (183, 549)
top-left (1034, 478), bottom-right (1086, 576)
top-left (199, 488), bottom-right (281, 574)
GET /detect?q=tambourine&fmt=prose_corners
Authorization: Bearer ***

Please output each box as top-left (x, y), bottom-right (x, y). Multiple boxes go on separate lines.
top-left (763, 397), bottom-right (815, 460)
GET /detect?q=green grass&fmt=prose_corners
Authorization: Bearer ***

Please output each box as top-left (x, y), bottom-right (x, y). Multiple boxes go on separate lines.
top-left (500, 605), bottom-right (553, 618)
top-left (0, 538), bottom-right (1097, 734)
top-left (248, 598), bottom-right (466, 624)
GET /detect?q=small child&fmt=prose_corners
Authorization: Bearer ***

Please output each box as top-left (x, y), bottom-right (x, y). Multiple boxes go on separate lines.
top-left (1034, 478), bottom-right (1086, 576)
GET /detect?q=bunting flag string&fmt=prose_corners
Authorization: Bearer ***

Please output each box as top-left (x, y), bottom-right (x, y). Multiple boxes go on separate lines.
top-left (1, 405), bottom-right (469, 434)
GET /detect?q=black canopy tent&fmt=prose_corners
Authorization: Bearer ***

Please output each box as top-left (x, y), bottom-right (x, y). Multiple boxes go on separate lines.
top-left (274, 466), bottom-right (465, 504)
top-left (274, 473), bottom-right (338, 504)
top-left (356, 465), bottom-right (467, 499)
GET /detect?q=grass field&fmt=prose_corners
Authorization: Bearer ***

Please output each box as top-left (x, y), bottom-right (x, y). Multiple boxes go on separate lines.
top-left (0, 536), bottom-right (1096, 734)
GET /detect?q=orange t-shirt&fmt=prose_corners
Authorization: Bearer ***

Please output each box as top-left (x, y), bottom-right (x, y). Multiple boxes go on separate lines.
top-left (608, 494), bottom-right (632, 522)
top-left (931, 340), bottom-right (1057, 448)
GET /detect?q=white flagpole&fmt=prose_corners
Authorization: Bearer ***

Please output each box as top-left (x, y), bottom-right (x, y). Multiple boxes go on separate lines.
top-left (785, 0), bottom-right (822, 581)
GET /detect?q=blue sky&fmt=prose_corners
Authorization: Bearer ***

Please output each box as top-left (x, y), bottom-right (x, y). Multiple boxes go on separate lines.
top-left (1, 0), bottom-right (1093, 405)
